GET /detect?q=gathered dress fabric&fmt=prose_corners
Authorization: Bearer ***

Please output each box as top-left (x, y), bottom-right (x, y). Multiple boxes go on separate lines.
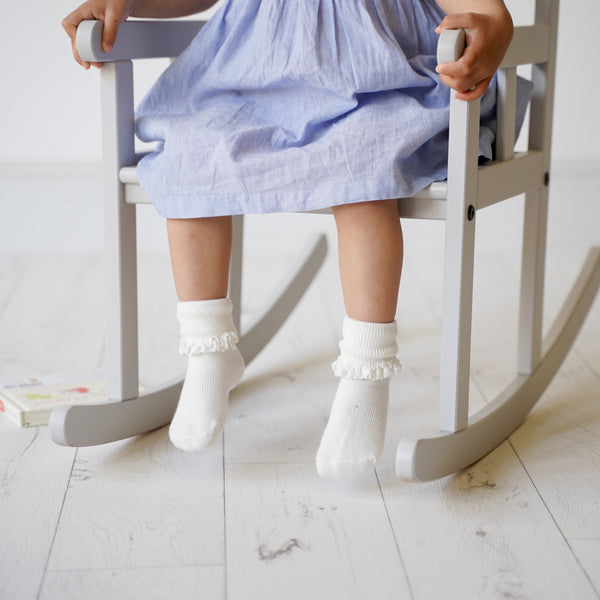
top-left (135, 0), bottom-right (530, 218)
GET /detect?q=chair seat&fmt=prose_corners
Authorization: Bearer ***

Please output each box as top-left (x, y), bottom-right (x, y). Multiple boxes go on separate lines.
top-left (119, 149), bottom-right (543, 221)
top-left (118, 164), bottom-right (449, 219)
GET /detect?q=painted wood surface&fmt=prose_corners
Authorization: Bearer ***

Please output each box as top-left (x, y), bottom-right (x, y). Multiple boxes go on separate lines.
top-left (225, 462), bottom-right (411, 600)
top-left (0, 422), bottom-right (75, 600)
top-left (46, 428), bottom-right (225, 571)
top-left (0, 257), bottom-right (82, 599)
top-left (380, 441), bottom-right (598, 599)
top-left (40, 566), bottom-right (224, 600)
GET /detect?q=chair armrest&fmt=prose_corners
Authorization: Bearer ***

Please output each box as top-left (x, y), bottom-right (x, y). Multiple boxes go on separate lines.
top-left (437, 28), bottom-right (466, 65)
top-left (76, 19), bottom-right (205, 62)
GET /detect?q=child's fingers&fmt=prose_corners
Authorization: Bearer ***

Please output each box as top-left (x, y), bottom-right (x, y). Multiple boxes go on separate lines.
top-left (62, 11), bottom-right (91, 68)
top-left (62, 5), bottom-right (112, 68)
top-left (436, 58), bottom-right (472, 80)
top-left (439, 73), bottom-right (491, 101)
top-left (435, 12), bottom-right (478, 36)
top-left (435, 19), bottom-right (489, 94)
top-left (436, 53), bottom-right (482, 95)
top-left (62, 2), bottom-right (129, 63)
top-left (435, 10), bottom-right (512, 101)
top-left (454, 76), bottom-right (492, 101)
top-left (101, 8), bottom-right (126, 53)
top-left (437, 72), bottom-right (476, 95)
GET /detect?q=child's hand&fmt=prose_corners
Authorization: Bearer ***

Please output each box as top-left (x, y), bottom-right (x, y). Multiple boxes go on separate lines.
top-left (62, 0), bottom-right (136, 69)
top-left (435, 10), bottom-right (513, 101)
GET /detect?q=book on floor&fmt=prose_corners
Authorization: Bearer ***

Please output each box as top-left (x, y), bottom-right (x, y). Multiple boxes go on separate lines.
top-left (0, 374), bottom-right (107, 428)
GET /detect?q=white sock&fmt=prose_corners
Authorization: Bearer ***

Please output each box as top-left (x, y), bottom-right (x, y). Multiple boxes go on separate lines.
top-left (316, 317), bottom-right (401, 478)
top-left (169, 299), bottom-right (244, 451)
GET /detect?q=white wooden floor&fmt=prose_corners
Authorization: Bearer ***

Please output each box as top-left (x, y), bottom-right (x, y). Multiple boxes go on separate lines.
top-left (1, 165), bottom-right (599, 600)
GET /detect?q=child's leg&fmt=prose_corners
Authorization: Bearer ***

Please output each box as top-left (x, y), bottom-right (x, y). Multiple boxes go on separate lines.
top-left (332, 200), bottom-right (403, 322)
top-left (166, 217), bottom-right (244, 451)
top-left (167, 217), bottom-right (233, 301)
top-left (316, 200), bottom-right (403, 477)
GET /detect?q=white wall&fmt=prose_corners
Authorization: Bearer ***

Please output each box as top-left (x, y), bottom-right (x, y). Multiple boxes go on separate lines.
top-left (1, 0), bottom-right (598, 167)
top-left (0, 1), bottom-right (222, 165)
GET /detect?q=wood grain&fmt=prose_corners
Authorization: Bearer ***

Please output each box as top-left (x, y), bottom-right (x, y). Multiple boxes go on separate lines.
top-left (225, 462), bottom-right (411, 600)
top-left (46, 428), bottom-right (225, 571)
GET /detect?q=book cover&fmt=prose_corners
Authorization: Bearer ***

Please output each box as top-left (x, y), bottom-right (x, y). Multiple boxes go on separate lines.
top-left (0, 375), bottom-right (107, 428)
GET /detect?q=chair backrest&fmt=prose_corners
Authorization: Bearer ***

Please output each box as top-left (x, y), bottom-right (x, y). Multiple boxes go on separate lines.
top-left (441, 0), bottom-right (558, 215)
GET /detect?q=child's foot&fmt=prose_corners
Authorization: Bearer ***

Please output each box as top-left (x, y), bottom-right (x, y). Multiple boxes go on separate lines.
top-left (316, 378), bottom-right (389, 478)
top-left (169, 347), bottom-right (244, 451)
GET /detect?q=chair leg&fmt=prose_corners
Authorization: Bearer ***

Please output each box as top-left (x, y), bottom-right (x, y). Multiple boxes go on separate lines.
top-left (104, 193), bottom-right (139, 402)
top-left (229, 215), bottom-right (244, 332)
top-left (49, 225), bottom-right (328, 447)
top-left (396, 246), bottom-right (600, 482)
top-left (518, 188), bottom-right (548, 374)
top-left (103, 60), bottom-right (140, 403)
top-left (49, 378), bottom-right (182, 447)
top-left (437, 188), bottom-right (476, 434)
top-left (438, 94), bottom-right (481, 433)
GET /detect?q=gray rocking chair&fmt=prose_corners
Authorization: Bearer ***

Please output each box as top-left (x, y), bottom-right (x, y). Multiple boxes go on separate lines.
top-left (50, 0), bottom-right (600, 482)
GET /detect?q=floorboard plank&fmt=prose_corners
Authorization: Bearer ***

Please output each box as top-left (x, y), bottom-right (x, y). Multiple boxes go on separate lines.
top-left (0, 426), bottom-right (75, 600)
top-left (136, 251), bottom-right (185, 389)
top-left (225, 462), bottom-right (411, 600)
top-left (570, 539), bottom-right (600, 597)
top-left (46, 428), bottom-right (225, 571)
top-left (379, 442), bottom-right (598, 599)
top-left (508, 352), bottom-right (600, 539)
top-left (226, 361), bottom-right (335, 467)
top-left (0, 255), bottom-right (102, 599)
top-left (40, 566), bottom-right (225, 600)
top-left (225, 235), bottom-right (340, 466)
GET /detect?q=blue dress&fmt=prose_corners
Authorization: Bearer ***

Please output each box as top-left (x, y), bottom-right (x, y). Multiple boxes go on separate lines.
top-left (136, 0), bottom-right (529, 218)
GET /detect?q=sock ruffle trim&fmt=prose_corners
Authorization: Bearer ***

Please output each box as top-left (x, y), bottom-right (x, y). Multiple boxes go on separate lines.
top-left (331, 356), bottom-right (402, 381)
top-left (179, 330), bottom-right (239, 356)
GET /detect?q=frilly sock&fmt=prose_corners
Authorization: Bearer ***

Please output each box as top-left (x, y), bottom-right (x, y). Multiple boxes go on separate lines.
top-left (169, 299), bottom-right (244, 451)
top-left (317, 317), bottom-right (400, 478)
top-left (331, 317), bottom-right (401, 380)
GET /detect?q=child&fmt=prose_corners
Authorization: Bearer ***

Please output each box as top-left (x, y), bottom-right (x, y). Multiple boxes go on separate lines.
top-left (63, 0), bottom-right (516, 478)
